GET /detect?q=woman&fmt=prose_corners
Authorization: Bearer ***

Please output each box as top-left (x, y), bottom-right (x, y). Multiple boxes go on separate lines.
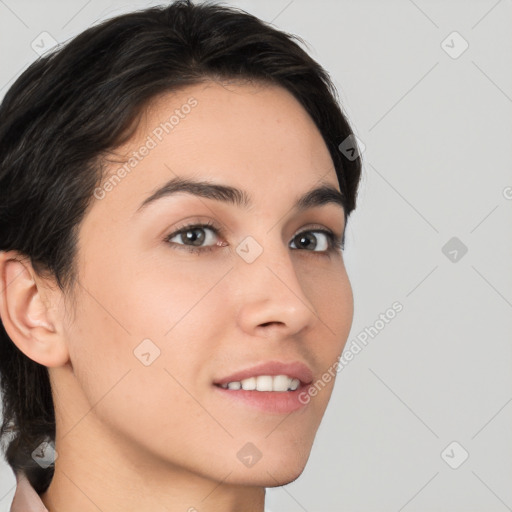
top-left (0, 0), bottom-right (362, 510)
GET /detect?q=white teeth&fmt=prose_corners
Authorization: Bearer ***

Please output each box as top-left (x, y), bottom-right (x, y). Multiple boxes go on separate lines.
top-left (289, 378), bottom-right (300, 391)
top-left (218, 375), bottom-right (301, 392)
top-left (256, 375), bottom-right (273, 391)
top-left (272, 374), bottom-right (291, 391)
top-left (241, 377), bottom-right (256, 390)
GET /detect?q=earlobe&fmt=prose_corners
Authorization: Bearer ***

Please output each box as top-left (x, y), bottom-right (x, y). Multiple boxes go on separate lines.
top-left (0, 250), bottom-right (70, 368)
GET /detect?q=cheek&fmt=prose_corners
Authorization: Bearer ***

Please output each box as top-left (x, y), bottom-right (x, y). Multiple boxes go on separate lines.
top-left (326, 272), bottom-right (353, 347)
top-left (64, 251), bottom-right (233, 416)
top-left (295, 258), bottom-right (353, 405)
top-left (62, 286), bottom-right (218, 461)
top-left (300, 257), bottom-right (354, 346)
top-left (124, 251), bottom-right (235, 351)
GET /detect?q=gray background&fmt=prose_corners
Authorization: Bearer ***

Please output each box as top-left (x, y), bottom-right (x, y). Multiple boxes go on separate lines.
top-left (1, 0), bottom-right (511, 511)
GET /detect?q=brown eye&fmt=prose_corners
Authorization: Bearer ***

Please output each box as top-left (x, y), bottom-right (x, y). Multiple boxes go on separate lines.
top-left (176, 227), bottom-right (207, 246)
top-left (165, 222), bottom-right (225, 253)
top-left (290, 230), bottom-right (332, 252)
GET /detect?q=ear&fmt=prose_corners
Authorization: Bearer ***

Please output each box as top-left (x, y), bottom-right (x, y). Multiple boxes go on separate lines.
top-left (0, 250), bottom-right (70, 367)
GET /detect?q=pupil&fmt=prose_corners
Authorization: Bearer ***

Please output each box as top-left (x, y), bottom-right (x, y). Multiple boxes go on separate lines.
top-left (298, 233), bottom-right (316, 250)
top-left (184, 228), bottom-right (205, 246)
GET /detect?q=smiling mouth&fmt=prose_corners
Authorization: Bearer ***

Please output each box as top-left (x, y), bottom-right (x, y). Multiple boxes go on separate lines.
top-left (212, 377), bottom-right (312, 414)
top-left (214, 374), bottom-right (303, 392)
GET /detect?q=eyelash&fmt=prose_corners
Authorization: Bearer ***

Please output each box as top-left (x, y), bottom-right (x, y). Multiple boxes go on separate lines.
top-left (163, 220), bottom-right (344, 256)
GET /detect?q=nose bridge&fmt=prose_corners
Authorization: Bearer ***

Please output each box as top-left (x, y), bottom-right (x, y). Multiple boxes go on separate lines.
top-left (233, 232), bottom-right (318, 335)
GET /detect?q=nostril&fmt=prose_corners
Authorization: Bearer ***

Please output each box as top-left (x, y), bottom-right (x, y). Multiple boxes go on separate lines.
top-left (259, 321), bottom-right (284, 328)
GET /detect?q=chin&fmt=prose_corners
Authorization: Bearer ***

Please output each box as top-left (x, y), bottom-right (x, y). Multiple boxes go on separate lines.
top-left (226, 447), bottom-right (312, 487)
top-left (264, 463), bottom-right (307, 488)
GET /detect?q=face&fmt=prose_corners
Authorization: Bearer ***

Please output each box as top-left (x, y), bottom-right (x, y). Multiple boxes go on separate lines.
top-left (61, 80), bottom-right (353, 486)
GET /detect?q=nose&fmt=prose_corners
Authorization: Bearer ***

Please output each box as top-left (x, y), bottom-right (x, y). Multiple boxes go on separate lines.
top-left (233, 239), bottom-right (319, 339)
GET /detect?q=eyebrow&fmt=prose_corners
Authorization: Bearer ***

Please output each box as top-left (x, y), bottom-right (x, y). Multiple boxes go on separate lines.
top-left (135, 176), bottom-right (346, 216)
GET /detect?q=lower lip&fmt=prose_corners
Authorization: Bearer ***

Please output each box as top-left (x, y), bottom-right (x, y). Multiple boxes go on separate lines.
top-left (213, 384), bottom-right (311, 413)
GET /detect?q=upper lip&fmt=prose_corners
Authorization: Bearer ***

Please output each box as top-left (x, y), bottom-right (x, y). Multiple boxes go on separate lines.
top-left (213, 360), bottom-right (314, 386)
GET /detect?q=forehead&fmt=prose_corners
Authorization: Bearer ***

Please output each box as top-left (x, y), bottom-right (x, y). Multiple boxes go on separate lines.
top-left (93, 80), bottom-right (339, 218)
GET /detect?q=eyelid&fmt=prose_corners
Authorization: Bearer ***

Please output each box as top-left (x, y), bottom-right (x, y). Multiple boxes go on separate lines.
top-left (167, 218), bottom-right (220, 235)
top-left (164, 217), bottom-right (223, 239)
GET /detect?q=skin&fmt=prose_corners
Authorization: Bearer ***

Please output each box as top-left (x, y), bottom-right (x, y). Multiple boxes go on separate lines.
top-left (0, 80), bottom-right (353, 512)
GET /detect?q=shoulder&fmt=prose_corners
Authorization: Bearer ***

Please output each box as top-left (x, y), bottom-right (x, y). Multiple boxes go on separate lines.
top-left (9, 472), bottom-right (49, 512)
